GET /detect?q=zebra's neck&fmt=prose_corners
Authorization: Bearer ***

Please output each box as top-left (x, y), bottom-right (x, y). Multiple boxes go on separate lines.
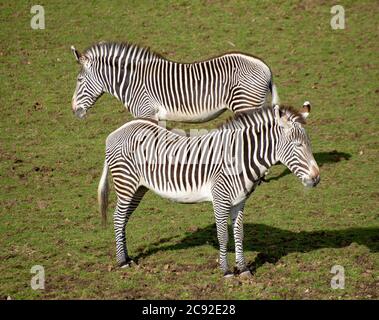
top-left (221, 109), bottom-right (280, 176)
top-left (88, 42), bottom-right (163, 106)
top-left (242, 125), bottom-right (278, 179)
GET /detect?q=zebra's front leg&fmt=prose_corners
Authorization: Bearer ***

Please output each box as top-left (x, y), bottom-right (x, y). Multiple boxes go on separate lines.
top-left (231, 201), bottom-right (251, 278)
top-left (212, 198), bottom-right (232, 277)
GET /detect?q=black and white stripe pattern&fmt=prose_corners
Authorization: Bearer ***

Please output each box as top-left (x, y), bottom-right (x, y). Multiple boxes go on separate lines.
top-left (71, 42), bottom-right (279, 121)
top-left (97, 103), bottom-right (320, 277)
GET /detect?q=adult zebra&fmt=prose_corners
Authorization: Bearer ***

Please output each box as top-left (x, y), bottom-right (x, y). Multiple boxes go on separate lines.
top-left (71, 41), bottom-right (279, 121)
top-left (98, 102), bottom-right (320, 277)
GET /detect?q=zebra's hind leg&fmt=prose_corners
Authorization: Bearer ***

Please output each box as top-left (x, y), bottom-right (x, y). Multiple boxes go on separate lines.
top-left (231, 201), bottom-right (251, 278)
top-left (113, 186), bottom-right (147, 268)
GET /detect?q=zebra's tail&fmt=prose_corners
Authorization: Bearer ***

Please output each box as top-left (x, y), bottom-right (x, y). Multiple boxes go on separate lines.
top-left (270, 81), bottom-right (280, 107)
top-left (98, 160), bottom-right (109, 227)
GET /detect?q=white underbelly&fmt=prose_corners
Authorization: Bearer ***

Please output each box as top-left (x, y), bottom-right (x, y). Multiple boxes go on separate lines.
top-left (144, 183), bottom-right (213, 204)
top-left (157, 105), bottom-right (226, 123)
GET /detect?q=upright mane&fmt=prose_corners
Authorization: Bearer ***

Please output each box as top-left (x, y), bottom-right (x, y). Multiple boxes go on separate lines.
top-left (219, 105), bottom-right (306, 130)
top-left (279, 105), bottom-right (307, 125)
top-left (83, 41), bottom-right (165, 62)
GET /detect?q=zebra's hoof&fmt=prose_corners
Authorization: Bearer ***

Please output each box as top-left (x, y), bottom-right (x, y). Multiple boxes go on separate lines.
top-left (119, 260), bottom-right (136, 268)
top-left (223, 271), bottom-right (234, 279)
top-left (239, 270), bottom-right (252, 278)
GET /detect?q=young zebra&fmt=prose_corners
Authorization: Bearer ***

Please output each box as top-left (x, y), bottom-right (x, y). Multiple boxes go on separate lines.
top-left (98, 102), bottom-right (320, 277)
top-left (71, 42), bottom-right (279, 121)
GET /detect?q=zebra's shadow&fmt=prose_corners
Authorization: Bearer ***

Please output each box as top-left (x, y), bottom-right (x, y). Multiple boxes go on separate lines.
top-left (134, 223), bottom-right (378, 273)
top-left (266, 150), bottom-right (352, 182)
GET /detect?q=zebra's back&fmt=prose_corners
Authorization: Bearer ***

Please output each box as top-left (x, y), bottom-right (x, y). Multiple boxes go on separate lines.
top-left (142, 53), bottom-right (273, 121)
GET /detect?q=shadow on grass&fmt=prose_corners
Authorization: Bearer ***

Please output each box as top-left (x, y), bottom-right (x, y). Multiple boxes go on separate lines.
top-left (266, 150), bottom-right (352, 182)
top-left (135, 223), bottom-right (378, 273)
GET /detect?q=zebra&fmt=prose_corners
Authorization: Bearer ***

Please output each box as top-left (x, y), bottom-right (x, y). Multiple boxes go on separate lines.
top-left (71, 41), bottom-right (279, 122)
top-left (97, 102), bottom-right (320, 277)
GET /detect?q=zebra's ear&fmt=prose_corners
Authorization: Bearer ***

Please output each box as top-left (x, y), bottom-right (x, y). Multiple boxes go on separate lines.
top-left (78, 55), bottom-right (89, 66)
top-left (300, 101), bottom-right (311, 120)
top-left (274, 105), bottom-right (289, 129)
top-left (71, 46), bottom-right (81, 63)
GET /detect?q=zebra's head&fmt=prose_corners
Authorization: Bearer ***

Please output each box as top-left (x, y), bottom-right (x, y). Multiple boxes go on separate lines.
top-left (275, 102), bottom-right (320, 188)
top-left (71, 46), bottom-right (103, 119)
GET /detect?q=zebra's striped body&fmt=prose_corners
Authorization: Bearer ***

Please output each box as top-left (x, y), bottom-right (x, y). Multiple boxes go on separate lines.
top-left (98, 103), bottom-right (320, 277)
top-left (71, 42), bottom-right (279, 121)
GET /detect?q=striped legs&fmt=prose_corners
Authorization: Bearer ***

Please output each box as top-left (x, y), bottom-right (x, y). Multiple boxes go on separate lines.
top-left (212, 183), bottom-right (232, 276)
top-left (213, 177), bottom-right (250, 277)
top-left (231, 201), bottom-right (251, 276)
top-left (113, 186), bottom-right (147, 267)
top-left (213, 201), bottom-right (231, 276)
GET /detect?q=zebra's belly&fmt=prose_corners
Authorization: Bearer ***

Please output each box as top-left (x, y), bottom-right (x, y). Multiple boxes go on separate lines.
top-left (157, 105), bottom-right (227, 123)
top-left (143, 182), bottom-right (213, 203)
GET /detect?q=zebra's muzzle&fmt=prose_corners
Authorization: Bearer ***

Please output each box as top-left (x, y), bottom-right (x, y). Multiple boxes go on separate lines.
top-left (302, 175), bottom-right (320, 188)
top-left (74, 107), bottom-right (87, 119)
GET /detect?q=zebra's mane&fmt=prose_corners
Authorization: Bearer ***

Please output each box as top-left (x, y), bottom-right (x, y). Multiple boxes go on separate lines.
top-left (219, 106), bottom-right (306, 130)
top-left (83, 41), bottom-right (165, 62)
top-left (279, 105), bottom-right (307, 124)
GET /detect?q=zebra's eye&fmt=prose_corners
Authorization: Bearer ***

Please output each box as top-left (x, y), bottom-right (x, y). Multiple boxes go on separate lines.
top-left (295, 142), bottom-right (303, 148)
top-left (77, 76), bottom-right (84, 83)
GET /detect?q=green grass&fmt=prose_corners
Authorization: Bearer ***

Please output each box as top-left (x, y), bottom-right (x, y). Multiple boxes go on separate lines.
top-left (0, 0), bottom-right (378, 299)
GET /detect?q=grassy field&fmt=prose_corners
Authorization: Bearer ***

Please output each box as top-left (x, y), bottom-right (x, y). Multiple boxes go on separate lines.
top-left (0, 0), bottom-right (378, 299)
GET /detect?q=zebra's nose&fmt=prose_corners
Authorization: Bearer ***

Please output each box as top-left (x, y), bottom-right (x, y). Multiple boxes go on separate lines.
top-left (309, 161), bottom-right (319, 178)
top-left (308, 163), bottom-right (320, 187)
top-left (74, 107), bottom-right (86, 119)
top-left (302, 175), bottom-right (320, 188)
top-left (72, 99), bottom-right (77, 113)
top-left (72, 100), bottom-right (86, 118)
top-left (312, 175), bottom-right (320, 187)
